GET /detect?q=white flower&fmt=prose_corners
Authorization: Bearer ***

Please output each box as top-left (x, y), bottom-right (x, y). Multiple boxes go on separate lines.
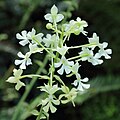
top-left (88, 53), bottom-right (103, 65)
top-left (72, 75), bottom-right (90, 91)
top-left (71, 62), bottom-right (80, 75)
top-left (27, 28), bottom-right (43, 43)
top-left (76, 17), bottom-right (88, 35)
top-left (63, 17), bottom-right (88, 36)
top-left (56, 45), bottom-right (68, 56)
top-left (42, 95), bottom-right (60, 113)
top-left (44, 5), bottom-right (64, 23)
top-left (43, 34), bottom-right (58, 48)
top-left (88, 33), bottom-right (100, 50)
top-left (79, 47), bottom-right (103, 65)
top-left (15, 52), bottom-right (32, 69)
top-left (16, 28), bottom-right (43, 46)
top-left (96, 42), bottom-right (112, 59)
top-left (88, 33), bottom-right (112, 59)
top-left (54, 56), bottom-right (74, 75)
top-left (40, 84), bottom-right (59, 94)
top-left (59, 86), bottom-right (77, 105)
top-left (6, 69), bottom-right (25, 90)
top-left (40, 84), bottom-right (60, 113)
top-left (64, 20), bottom-right (75, 32)
top-left (16, 30), bottom-right (29, 46)
top-left (29, 43), bottom-right (43, 54)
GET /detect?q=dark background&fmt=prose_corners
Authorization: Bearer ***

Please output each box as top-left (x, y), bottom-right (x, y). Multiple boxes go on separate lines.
top-left (0, 0), bottom-right (120, 120)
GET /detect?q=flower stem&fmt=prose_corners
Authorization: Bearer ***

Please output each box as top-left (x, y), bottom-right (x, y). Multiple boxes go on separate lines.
top-left (68, 55), bottom-right (81, 61)
top-left (12, 55), bottom-right (49, 120)
top-left (36, 105), bottom-right (43, 120)
top-left (68, 43), bottom-right (97, 49)
top-left (33, 38), bottom-right (55, 58)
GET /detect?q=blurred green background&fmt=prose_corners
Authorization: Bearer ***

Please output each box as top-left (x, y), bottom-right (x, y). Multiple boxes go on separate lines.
top-left (0, 0), bottom-right (120, 120)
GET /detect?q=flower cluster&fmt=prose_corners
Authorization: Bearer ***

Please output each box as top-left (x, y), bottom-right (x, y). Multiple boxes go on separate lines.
top-left (6, 5), bottom-right (112, 119)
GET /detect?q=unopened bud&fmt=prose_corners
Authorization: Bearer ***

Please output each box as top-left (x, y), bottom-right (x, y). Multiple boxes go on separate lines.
top-left (46, 23), bottom-right (52, 29)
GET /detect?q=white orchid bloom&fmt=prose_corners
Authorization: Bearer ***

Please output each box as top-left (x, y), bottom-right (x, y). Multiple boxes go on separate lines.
top-left (27, 28), bottom-right (43, 43)
top-left (79, 47), bottom-right (103, 65)
top-left (72, 74), bottom-right (90, 91)
top-left (16, 30), bottom-right (29, 46)
top-left (15, 52), bottom-right (32, 69)
top-left (44, 5), bottom-right (64, 23)
top-left (97, 42), bottom-right (112, 59)
top-left (54, 56), bottom-right (74, 75)
top-left (6, 69), bottom-right (25, 90)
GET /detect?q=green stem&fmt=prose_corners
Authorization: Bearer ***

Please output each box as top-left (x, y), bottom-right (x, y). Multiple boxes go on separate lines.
top-left (68, 53), bottom-right (89, 61)
top-left (12, 55), bottom-right (48, 120)
top-left (68, 43), bottom-right (97, 49)
top-left (21, 74), bottom-right (49, 79)
top-left (36, 106), bottom-right (43, 120)
top-left (67, 55), bottom-right (81, 61)
top-left (33, 37), bottom-right (55, 58)
top-left (50, 57), bottom-right (54, 87)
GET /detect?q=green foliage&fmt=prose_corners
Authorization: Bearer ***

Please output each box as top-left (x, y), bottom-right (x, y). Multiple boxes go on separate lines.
top-left (75, 75), bottom-right (120, 104)
top-left (81, 92), bottom-right (120, 120)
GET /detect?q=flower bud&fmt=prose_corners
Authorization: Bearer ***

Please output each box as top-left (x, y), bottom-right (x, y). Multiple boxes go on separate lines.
top-left (46, 23), bottom-right (53, 29)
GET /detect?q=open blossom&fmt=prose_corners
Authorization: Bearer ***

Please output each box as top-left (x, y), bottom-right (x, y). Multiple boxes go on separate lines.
top-left (6, 69), bottom-right (25, 90)
top-left (72, 74), bottom-right (90, 91)
top-left (97, 42), bottom-right (112, 59)
top-left (15, 52), bottom-right (32, 69)
top-left (75, 17), bottom-right (88, 35)
top-left (88, 33), bottom-right (100, 50)
top-left (59, 86), bottom-right (78, 106)
top-left (63, 17), bottom-right (88, 36)
top-left (40, 84), bottom-right (60, 113)
top-left (27, 28), bottom-right (43, 43)
top-left (16, 28), bottom-right (43, 46)
top-left (29, 43), bottom-right (43, 54)
top-left (88, 33), bottom-right (112, 59)
top-left (16, 30), bottom-right (29, 46)
top-left (79, 47), bottom-right (103, 65)
top-left (54, 56), bottom-right (74, 75)
top-left (43, 34), bottom-right (58, 48)
top-left (44, 5), bottom-right (64, 23)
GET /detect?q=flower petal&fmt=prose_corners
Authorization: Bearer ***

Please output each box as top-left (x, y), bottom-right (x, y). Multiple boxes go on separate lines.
top-left (56, 14), bottom-right (64, 22)
top-left (17, 52), bottom-right (25, 58)
top-left (26, 58), bottom-right (32, 66)
top-left (81, 77), bottom-right (89, 82)
top-left (15, 60), bottom-right (23, 65)
top-left (54, 62), bottom-right (62, 68)
top-left (81, 83), bottom-right (90, 89)
top-left (65, 66), bottom-right (71, 74)
top-left (51, 5), bottom-right (58, 15)
top-left (49, 102), bottom-right (57, 113)
top-left (44, 14), bottom-right (53, 23)
top-left (15, 80), bottom-right (25, 91)
top-left (6, 77), bottom-right (16, 83)
top-left (13, 69), bottom-right (23, 77)
top-left (16, 33), bottom-right (23, 39)
top-left (57, 65), bottom-right (64, 75)
top-left (20, 61), bottom-right (26, 69)
top-left (19, 39), bottom-right (29, 46)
